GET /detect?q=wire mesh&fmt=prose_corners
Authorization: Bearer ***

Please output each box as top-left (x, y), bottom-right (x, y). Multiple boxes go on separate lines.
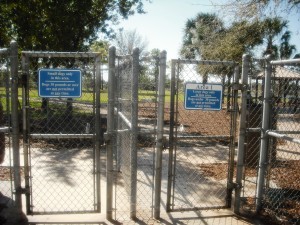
top-left (239, 59), bottom-right (265, 213)
top-left (22, 52), bottom-right (103, 214)
top-left (111, 54), bottom-right (160, 222)
top-left (260, 62), bottom-right (300, 224)
top-left (0, 49), bottom-right (14, 200)
top-left (168, 59), bottom-right (237, 211)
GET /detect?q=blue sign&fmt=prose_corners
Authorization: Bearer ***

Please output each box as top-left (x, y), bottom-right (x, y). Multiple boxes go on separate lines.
top-left (184, 83), bottom-right (223, 110)
top-left (38, 69), bottom-right (82, 98)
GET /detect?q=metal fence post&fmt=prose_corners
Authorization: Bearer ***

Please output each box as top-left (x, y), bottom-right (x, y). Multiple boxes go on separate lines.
top-left (166, 59), bottom-right (176, 211)
top-left (95, 54), bottom-right (101, 212)
top-left (227, 65), bottom-right (239, 208)
top-left (234, 54), bottom-right (250, 214)
top-left (106, 46), bottom-right (116, 220)
top-left (256, 55), bottom-right (272, 212)
top-left (10, 41), bottom-right (22, 209)
top-left (154, 50), bottom-right (167, 219)
top-left (130, 48), bottom-right (139, 219)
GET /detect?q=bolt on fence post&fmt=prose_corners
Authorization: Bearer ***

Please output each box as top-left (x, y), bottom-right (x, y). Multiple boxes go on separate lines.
top-left (10, 41), bottom-right (22, 210)
top-left (130, 48), bottom-right (139, 219)
top-left (106, 46), bottom-right (116, 220)
top-left (234, 54), bottom-right (250, 214)
top-left (256, 55), bottom-right (272, 212)
top-left (154, 50), bottom-right (167, 219)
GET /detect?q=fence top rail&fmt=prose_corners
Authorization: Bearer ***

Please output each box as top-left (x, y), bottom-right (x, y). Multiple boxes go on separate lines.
top-left (172, 58), bottom-right (236, 66)
top-left (267, 130), bottom-right (300, 145)
top-left (0, 48), bottom-right (8, 55)
top-left (271, 58), bottom-right (300, 65)
top-left (22, 51), bottom-right (101, 58)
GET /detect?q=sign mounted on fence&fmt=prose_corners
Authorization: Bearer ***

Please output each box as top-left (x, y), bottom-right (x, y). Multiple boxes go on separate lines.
top-left (184, 83), bottom-right (222, 110)
top-left (38, 69), bottom-right (82, 98)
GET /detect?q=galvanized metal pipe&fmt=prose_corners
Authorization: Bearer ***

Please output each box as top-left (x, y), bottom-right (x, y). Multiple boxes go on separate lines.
top-left (154, 50), bottom-right (167, 219)
top-left (227, 65), bottom-right (239, 208)
top-left (172, 59), bottom-right (235, 66)
top-left (22, 51), bottom-right (100, 58)
top-left (267, 131), bottom-right (300, 145)
top-left (130, 48), bottom-right (139, 219)
top-left (270, 58), bottom-right (300, 65)
top-left (256, 55), bottom-right (272, 212)
top-left (234, 54), bottom-right (250, 214)
top-left (21, 49), bottom-right (31, 214)
top-left (106, 46), bottom-right (116, 220)
top-left (166, 59), bottom-right (177, 211)
top-left (10, 41), bottom-right (22, 209)
top-left (30, 134), bottom-right (94, 139)
top-left (95, 55), bottom-right (101, 212)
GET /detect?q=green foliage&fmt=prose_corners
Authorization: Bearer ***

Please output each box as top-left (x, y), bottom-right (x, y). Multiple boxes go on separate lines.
top-left (0, 0), bottom-right (148, 50)
top-left (180, 13), bottom-right (296, 62)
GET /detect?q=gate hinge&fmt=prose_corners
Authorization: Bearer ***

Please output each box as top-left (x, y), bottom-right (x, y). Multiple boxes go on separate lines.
top-left (15, 187), bottom-right (30, 195)
top-left (230, 182), bottom-right (242, 190)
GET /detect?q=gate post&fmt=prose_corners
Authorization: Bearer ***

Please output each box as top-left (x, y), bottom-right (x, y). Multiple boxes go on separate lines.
top-left (95, 54), bottom-right (101, 212)
top-left (106, 46), bottom-right (116, 220)
top-left (234, 54), bottom-right (250, 214)
top-left (256, 55), bottom-right (272, 212)
top-left (166, 59), bottom-right (177, 212)
top-left (154, 50), bottom-right (167, 219)
top-left (130, 48), bottom-right (139, 219)
top-left (10, 41), bottom-right (22, 210)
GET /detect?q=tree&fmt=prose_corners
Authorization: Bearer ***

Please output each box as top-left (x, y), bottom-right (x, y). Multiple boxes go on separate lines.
top-left (261, 17), bottom-right (288, 58)
top-left (113, 29), bottom-right (148, 56)
top-left (219, 0), bottom-right (300, 21)
top-left (0, 0), bottom-right (148, 51)
top-left (180, 13), bottom-right (264, 62)
top-left (180, 13), bottom-right (225, 59)
top-left (280, 31), bottom-right (297, 59)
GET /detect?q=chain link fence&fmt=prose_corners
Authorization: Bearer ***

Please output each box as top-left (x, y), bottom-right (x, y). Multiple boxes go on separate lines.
top-left (21, 51), bottom-right (104, 214)
top-left (236, 56), bottom-right (300, 224)
top-left (106, 47), bottom-right (166, 223)
top-left (167, 59), bottom-right (239, 211)
top-left (0, 47), bottom-right (13, 199)
top-left (260, 59), bottom-right (300, 224)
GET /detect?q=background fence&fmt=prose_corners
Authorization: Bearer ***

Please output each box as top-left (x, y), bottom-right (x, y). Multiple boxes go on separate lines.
top-left (260, 59), bottom-right (300, 224)
top-left (21, 51), bottom-right (104, 214)
top-left (236, 56), bottom-right (300, 224)
top-left (167, 59), bottom-right (239, 211)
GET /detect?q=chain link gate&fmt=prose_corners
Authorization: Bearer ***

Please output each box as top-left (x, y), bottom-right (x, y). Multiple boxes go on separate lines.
top-left (235, 56), bottom-right (300, 224)
top-left (106, 47), bottom-right (166, 223)
top-left (0, 46), bottom-right (13, 199)
top-left (167, 59), bottom-right (239, 211)
top-left (0, 42), bottom-right (21, 208)
top-left (21, 51), bottom-right (103, 214)
top-left (259, 58), bottom-right (300, 224)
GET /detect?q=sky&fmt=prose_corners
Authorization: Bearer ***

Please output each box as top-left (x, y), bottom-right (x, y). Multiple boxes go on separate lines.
top-left (115, 0), bottom-right (300, 60)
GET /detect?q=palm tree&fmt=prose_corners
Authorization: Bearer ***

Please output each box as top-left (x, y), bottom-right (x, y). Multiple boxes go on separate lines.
top-left (280, 31), bottom-right (296, 59)
top-left (261, 17), bottom-right (288, 58)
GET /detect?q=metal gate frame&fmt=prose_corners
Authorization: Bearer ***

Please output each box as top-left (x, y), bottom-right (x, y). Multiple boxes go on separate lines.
top-left (0, 41), bottom-right (21, 209)
top-left (106, 47), bottom-right (167, 221)
top-left (21, 51), bottom-right (102, 214)
top-left (167, 59), bottom-right (240, 211)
